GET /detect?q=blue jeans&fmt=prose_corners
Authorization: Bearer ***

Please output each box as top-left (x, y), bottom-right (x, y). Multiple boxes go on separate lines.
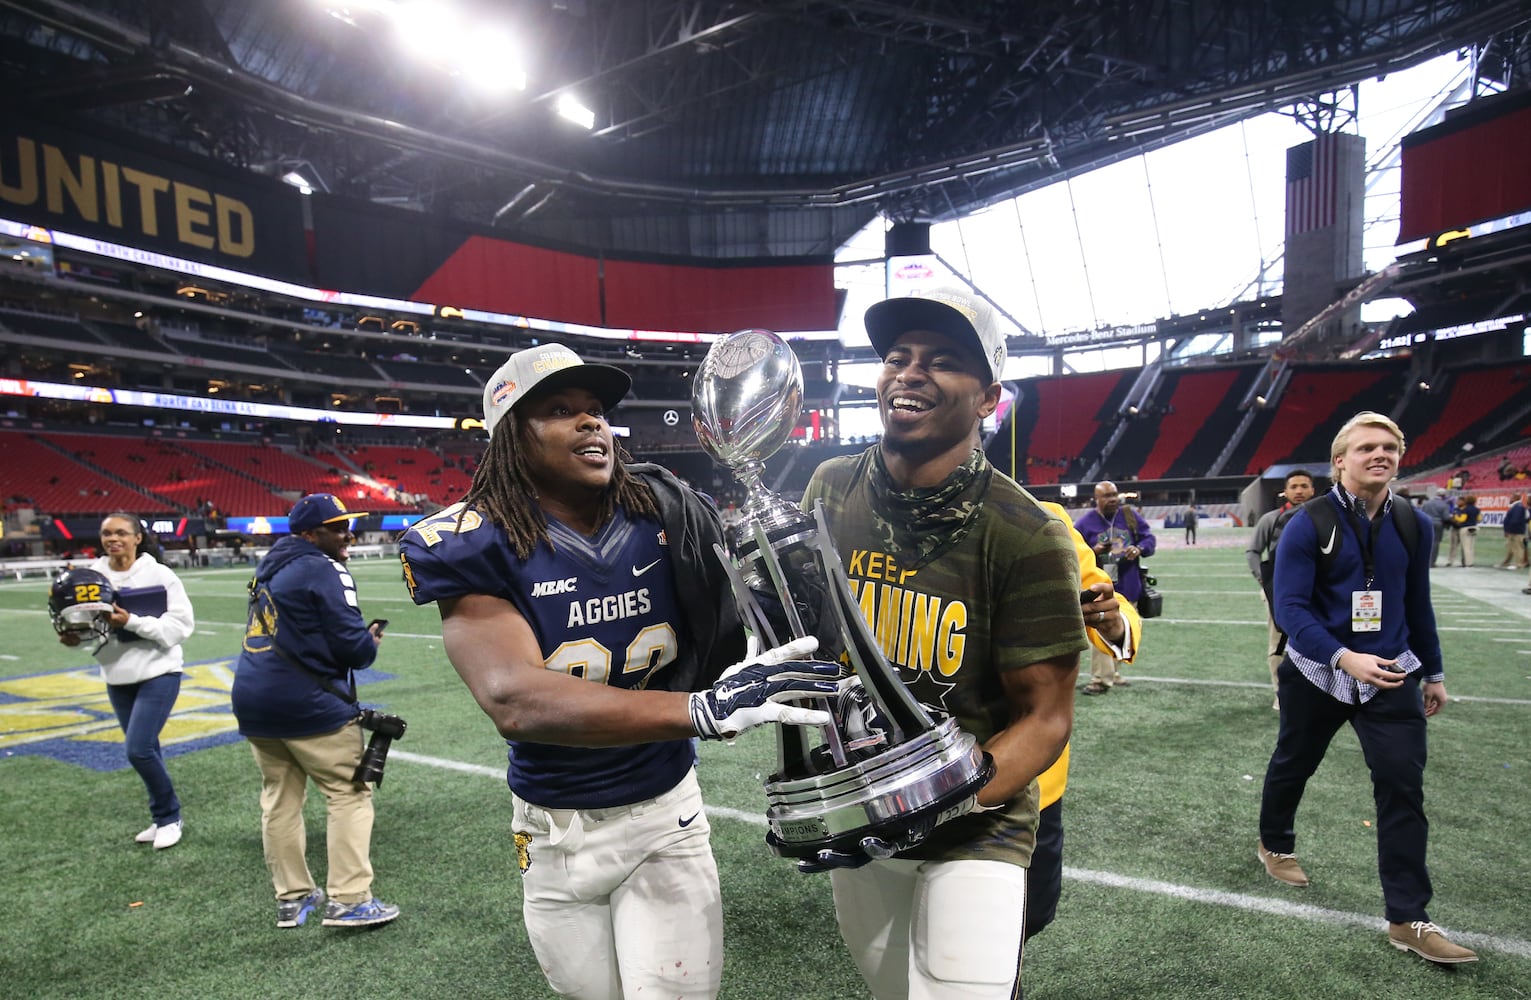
top-left (106, 673), bottom-right (183, 826)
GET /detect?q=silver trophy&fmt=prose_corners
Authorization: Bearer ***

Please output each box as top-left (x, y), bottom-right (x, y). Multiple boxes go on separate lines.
top-left (692, 328), bottom-right (994, 863)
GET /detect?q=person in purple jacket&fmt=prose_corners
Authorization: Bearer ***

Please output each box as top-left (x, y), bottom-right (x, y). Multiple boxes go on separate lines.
top-left (231, 493), bottom-right (397, 930)
top-left (1073, 481), bottom-right (1156, 694)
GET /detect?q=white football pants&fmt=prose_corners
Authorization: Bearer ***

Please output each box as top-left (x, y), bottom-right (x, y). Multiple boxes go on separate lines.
top-left (512, 768), bottom-right (724, 999)
top-left (831, 857), bottom-right (1028, 1000)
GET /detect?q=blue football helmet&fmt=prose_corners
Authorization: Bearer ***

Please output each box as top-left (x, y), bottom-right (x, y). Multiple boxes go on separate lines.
top-left (49, 568), bottom-right (117, 643)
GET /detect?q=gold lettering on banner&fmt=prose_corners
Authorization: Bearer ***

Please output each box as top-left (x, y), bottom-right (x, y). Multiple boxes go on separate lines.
top-left (101, 161), bottom-right (122, 227)
top-left (44, 144), bottom-right (96, 218)
top-left (0, 133), bottom-right (257, 258)
top-left (120, 167), bottom-right (169, 237)
top-left (216, 194), bottom-right (254, 256)
top-left (0, 137), bottom-right (39, 203)
top-left (175, 182), bottom-right (215, 248)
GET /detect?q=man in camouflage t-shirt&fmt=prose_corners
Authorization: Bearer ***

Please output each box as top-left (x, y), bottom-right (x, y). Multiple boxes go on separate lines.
top-left (802, 286), bottom-right (1086, 1000)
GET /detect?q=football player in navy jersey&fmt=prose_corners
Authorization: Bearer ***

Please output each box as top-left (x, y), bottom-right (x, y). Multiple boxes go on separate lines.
top-left (399, 343), bottom-right (840, 1000)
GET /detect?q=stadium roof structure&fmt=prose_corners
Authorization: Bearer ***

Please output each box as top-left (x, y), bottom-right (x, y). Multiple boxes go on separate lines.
top-left (2, 0), bottom-right (1529, 264)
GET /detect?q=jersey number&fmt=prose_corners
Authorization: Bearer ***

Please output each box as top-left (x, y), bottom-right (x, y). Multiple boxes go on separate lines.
top-left (545, 623), bottom-right (678, 685)
top-left (409, 503), bottom-right (484, 546)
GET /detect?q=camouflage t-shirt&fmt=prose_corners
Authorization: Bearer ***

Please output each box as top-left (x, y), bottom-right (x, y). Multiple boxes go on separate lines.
top-left (801, 447), bottom-right (1087, 866)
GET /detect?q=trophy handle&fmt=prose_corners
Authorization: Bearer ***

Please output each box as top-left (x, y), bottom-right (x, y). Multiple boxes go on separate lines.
top-left (713, 535), bottom-right (853, 770)
top-left (711, 502), bottom-right (941, 769)
top-left (712, 541), bottom-right (784, 650)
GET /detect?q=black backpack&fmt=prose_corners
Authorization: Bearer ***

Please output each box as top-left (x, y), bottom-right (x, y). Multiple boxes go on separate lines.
top-left (1268, 494), bottom-right (1419, 658)
top-left (1258, 505), bottom-right (1302, 604)
top-left (1300, 493), bottom-right (1420, 578)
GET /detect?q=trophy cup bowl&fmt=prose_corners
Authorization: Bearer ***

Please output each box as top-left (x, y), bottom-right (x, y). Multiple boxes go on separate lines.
top-left (691, 330), bottom-right (803, 486)
top-left (692, 329), bottom-right (993, 863)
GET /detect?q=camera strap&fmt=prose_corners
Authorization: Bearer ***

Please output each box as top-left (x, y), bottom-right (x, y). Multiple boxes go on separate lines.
top-left (270, 641), bottom-right (360, 713)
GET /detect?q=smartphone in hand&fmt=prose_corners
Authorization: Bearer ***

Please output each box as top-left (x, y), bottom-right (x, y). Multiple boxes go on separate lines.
top-left (368, 618), bottom-right (390, 637)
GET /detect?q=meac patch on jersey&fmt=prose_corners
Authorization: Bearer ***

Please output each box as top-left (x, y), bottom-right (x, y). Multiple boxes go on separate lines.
top-left (398, 501), bottom-right (682, 691)
top-left (401, 501), bottom-right (694, 807)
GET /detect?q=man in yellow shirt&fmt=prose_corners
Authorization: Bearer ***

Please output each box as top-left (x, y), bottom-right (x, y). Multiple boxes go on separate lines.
top-left (1027, 500), bottom-right (1144, 940)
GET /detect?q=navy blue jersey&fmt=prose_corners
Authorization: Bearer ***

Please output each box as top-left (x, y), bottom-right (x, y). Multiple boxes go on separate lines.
top-left (400, 502), bottom-right (695, 809)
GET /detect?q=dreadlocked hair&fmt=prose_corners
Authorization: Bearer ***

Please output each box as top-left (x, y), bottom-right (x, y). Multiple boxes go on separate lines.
top-left (459, 408), bottom-right (658, 559)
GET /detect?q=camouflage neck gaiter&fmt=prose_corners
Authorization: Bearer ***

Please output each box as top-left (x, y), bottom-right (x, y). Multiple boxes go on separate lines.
top-left (867, 446), bottom-right (993, 570)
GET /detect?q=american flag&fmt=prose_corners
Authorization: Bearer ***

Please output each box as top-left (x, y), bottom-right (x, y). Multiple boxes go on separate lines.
top-left (1286, 133), bottom-right (1339, 237)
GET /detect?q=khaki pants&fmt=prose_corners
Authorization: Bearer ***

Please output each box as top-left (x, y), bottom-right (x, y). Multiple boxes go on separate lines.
top-left (1500, 533), bottom-right (1528, 569)
top-left (248, 721), bottom-right (375, 905)
top-left (1458, 526), bottom-right (1477, 566)
top-left (1089, 646), bottom-right (1121, 687)
top-left (1260, 591), bottom-right (1283, 693)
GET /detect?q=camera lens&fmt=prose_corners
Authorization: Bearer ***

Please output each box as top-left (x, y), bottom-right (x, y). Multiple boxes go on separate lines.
top-left (353, 732), bottom-right (391, 786)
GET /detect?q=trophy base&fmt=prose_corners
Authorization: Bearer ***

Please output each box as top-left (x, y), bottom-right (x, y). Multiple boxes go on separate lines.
top-left (763, 718), bottom-right (995, 860)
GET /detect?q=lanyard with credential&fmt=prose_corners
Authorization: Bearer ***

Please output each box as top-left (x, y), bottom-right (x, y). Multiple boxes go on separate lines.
top-left (1346, 501), bottom-right (1385, 590)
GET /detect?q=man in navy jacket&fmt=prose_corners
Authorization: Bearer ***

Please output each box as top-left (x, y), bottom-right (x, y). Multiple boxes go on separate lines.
top-left (232, 493), bottom-right (398, 930)
top-left (1256, 412), bottom-right (1475, 965)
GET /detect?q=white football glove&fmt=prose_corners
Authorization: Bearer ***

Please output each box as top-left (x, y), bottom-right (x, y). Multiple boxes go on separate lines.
top-left (690, 637), bottom-right (839, 740)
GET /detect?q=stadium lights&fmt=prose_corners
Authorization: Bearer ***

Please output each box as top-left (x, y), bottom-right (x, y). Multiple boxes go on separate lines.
top-left (331, 1), bottom-right (527, 94)
top-left (557, 94), bottom-right (595, 130)
top-left (281, 171), bottom-right (315, 195)
top-left (320, 1), bottom-right (390, 26)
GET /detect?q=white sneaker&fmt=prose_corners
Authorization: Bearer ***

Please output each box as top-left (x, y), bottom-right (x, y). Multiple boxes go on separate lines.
top-left (153, 821), bottom-right (182, 850)
top-left (134, 824), bottom-right (158, 844)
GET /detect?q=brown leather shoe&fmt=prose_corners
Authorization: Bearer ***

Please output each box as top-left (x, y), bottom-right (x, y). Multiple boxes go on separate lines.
top-left (1081, 682), bottom-right (1110, 696)
top-left (1256, 841), bottom-right (1309, 886)
top-left (1388, 921), bottom-right (1479, 964)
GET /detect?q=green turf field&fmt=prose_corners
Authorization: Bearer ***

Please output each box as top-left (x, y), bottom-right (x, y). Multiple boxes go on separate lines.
top-left (2, 531), bottom-right (1528, 998)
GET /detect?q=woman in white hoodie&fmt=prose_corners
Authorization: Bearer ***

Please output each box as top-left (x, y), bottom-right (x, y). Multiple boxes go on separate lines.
top-left (59, 512), bottom-right (195, 849)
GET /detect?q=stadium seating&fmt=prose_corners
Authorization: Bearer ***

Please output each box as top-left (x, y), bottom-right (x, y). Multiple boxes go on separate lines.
top-left (1401, 363), bottom-right (1531, 470)
top-left (266, 346), bottom-right (383, 381)
top-left (334, 445), bottom-right (474, 507)
top-left (1237, 365), bottom-right (1400, 474)
top-left (172, 439), bottom-right (415, 514)
top-left (0, 310), bottom-right (101, 344)
top-left (372, 357), bottom-right (481, 389)
top-left (1404, 442), bottom-right (1531, 492)
top-left (37, 432), bottom-right (292, 517)
top-left (1118, 366), bottom-right (1258, 481)
top-left (158, 330), bottom-right (298, 370)
top-left (1001, 371), bottom-right (1133, 484)
top-left (86, 320), bottom-right (171, 353)
top-left (0, 431), bottom-right (167, 515)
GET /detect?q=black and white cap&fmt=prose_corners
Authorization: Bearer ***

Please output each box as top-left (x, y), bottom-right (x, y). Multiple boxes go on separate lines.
top-left (864, 286), bottom-right (1006, 383)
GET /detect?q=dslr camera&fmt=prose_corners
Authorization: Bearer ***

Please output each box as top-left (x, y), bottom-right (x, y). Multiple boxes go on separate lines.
top-left (353, 708), bottom-right (408, 786)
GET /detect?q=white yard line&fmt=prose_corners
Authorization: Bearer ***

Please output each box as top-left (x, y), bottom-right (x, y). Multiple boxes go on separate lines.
top-left (389, 749), bottom-right (1531, 960)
